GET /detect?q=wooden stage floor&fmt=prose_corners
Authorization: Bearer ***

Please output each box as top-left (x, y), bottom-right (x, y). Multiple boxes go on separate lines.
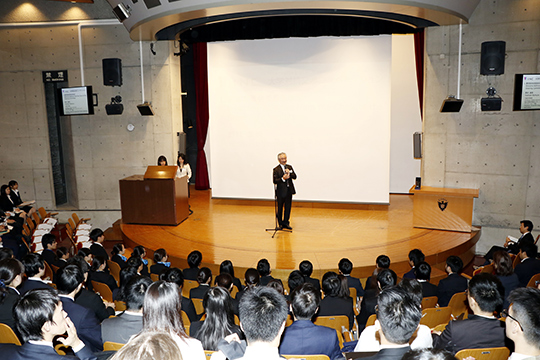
top-left (121, 190), bottom-right (480, 281)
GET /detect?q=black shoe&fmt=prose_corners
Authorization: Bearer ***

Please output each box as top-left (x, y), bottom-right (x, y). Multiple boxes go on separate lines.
top-left (283, 224), bottom-right (292, 230)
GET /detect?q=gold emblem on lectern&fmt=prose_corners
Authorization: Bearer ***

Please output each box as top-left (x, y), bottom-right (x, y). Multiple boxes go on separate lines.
top-left (438, 198), bottom-right (448, 211)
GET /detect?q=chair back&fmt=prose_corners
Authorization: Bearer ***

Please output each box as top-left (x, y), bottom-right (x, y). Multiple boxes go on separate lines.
top-left (150, 273), bottom-right (159, 282)
top-left (32, 212), bottom-right (41, 225)
top-left (473, 263), bottom-right (494, 276)
top-left (366, 313), bottom-right (377, 327)
top-left (349, 287), bottom-right (359, 315)
top-left (513, 254), bottom-right (521, 269)
top-left (205, 351), bottom-right (216, 359)
top-left (192, 298), bottom-right (205, 316)
top-left (0, 323), bottom-right (21, 345)
top-left (421, 296), bottom-right (438, 309)
top-left (91, 280), bottom-right (114, 303)
top-left (38, 207), bottom-right (48, 220)
top-left (527, 273), bottom-right (540, 288)
top-left (51, 264), bottom-right (59, 273)
top-left (104, 341), bottom-right (125, 351)
top-left (286, 313), bottom-right (294, 327)
top-left (448, 291), bottom-right (468, 319)
top-left (230, 285), bottom-right (238, 298)
top-left (72, 213), bottom-right (81, 225)
top-left (183, 279), bottom-right (199, 298)
top-left (420, 306), bottom-right (452, 329)
top-left (282, 355), bottom-right (331, 360)
top-left (455, 347), bottom-right (510, 360)
top-left (313, 315), bottom-right (349, 333)
top-left (181, 310), bottom-right (191, 326)
top-left (114, 300), bottom-right (127, 311)
top-left (68, 218), bottom-right (76, 232)
top-left (43, 261), bottom-right (54, 281)
top-left (107, 260), bottom-right (121, 286)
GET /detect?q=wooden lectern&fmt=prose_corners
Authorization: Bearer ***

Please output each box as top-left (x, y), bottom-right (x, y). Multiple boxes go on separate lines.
top-left (409, 185), bottom-right (479, 233)
top-left (119, 166), bottom-right (189, 225)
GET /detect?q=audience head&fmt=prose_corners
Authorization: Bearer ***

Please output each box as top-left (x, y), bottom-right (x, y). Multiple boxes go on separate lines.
top-left (257, 258), bottom-right (271, 277)
top-left (215, 273), bottom-right (234, 291)
top-left (90, 255), bottom-right (107, 272)
top-left (520, 220), bottom-right (533, 233)
top-left (377, 269), bottom-right (397, 290)
top-left (110, 331), bottom-right (183, 360)
top-left (22, 253), bottom-right (44, 278)
top-left (133, 245), bottom-right (146, 259)
top-left (290, 283), bottom-right (320, 320)
top-left (161, 267), bottom-right (184, 289)
top-left (0, 248), bottom-right (14, 262)
top-left (41, 233), bottom-right (57, 251)
top-left (322, 271), bottom-right (340, 296)
top-left (414, 262), bottom-right (431, 281)
top-left (519, 242), bottom-right (538, 259)
top-left (66, 256), bottom-right (90, 275)
top-left (143, 281), bottom-right (186, 337)
top-left (408, 249), bottom-right (425, 267)
top-left (187, 250), bottom-right (202, 268)
top-left (119, 265), bottom-right (140, 291)
top-left (14, 288), bottom-right (61, 342)
top-left (0, 185), bottom-right (10, 198)
top-left (244, 268), bottom-right (260, 288)
top-left (267, 279), bottom-right (285, 295)
top-left (376, 286), bottom-right (422, 345)
top-left (126, 256), bottom-right (143, 273)
top-left (112, 243), bottom-right (125, 256)
top-left (468, 273), bottom-right (504, 314)
top-left (76, 247), bottom-right (93, 264)
top-left (338, 258), bottom-right (353, 275)
top-left (287, 270), bottom-right (305, 293)
top-left (338, 274), bottom-right (351, 298)
top-left (197, 267), bottom-right (212, 285)
top-left (493, 251), bottom-right (514, 276)
top-left (376, 255), bottom-right (391, 269)
top-left (239, 286), bottom-right (287, 345)
top-left (197, 286), bottom-right (237, 351)
top-left (203, 286), bottom-right (235, 321)
top-left (299, 260), bottom-right (314, 277)
top-left (153, 248), bottom-right (168, 263)
top-left (157, 155), bottom-right (168, 166)
top-left (56, 246), bottom-right (69, 261)
top-left (56, 265), bottom-right (84, 295)
top-left (89, 228), bottom-right (104, 243)
top-left (124, 275), bottom-right (152, 311)
top-left (402, 348), bottom-right (457, 360)
top-left (445, 256), bottom-right (463, 274)
top-left (507, 288), bottom-right (540, 351)
top-left (219, 260), bottom-right (236, 279)
top-left (398, 278), bottom-right (423, 308)
top-left (0, 258), bottom-right (24, 296)
top-left (8, 180), bottom-right (18, 189)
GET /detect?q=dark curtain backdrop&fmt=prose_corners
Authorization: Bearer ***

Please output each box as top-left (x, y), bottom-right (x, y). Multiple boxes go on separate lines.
top-left (193, 42), bottom-right (210, 190)
top-left (414, 30), bottom-right (425, 120)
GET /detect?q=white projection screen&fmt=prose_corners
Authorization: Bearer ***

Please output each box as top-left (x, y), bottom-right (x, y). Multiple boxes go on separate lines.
top-left (207, 35), bottom-right (420, 203)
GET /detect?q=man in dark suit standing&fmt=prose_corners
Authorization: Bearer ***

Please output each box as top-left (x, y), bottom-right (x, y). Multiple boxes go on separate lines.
top-left (514, 243), bottom-right (540, 287)
top-left (273, 152), bottom-right (297, 230)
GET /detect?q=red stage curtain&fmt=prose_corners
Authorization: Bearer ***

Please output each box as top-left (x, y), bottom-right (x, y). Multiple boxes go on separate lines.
top-left (193, 42), bottom-right (210, 190)
top-left (414, 30), bottom-right (425, 120)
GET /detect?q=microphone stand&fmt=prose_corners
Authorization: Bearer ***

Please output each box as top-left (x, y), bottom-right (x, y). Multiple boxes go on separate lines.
top-left (266, 184), bottom-right (292, 238)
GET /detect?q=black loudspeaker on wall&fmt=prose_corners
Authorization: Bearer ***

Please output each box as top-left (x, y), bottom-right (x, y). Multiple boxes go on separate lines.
top-left (102, 58), bottom-right (122, 86)
top-left (480, 41), bottom-right (505, 75)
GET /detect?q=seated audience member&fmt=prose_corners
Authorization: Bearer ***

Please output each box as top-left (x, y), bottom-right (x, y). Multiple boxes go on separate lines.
top-left (404, 249), bottom-right (425, 279)
top-left (0, 225), bottom-right (24, 260)
top-left (0, 184), bottom-right (27, 217)
top-left (76, 248), bottom-right (93, 267)
top-left (432, 273), bottom-right (507, 354)
top-left (131, 245), bottom-right (149, 276)
top-left (0, 288), bottom-right (97, 360)
top-left (89, 255), bottom-right (118, 292)
top-left (150, 248), bottom-right (170, 275)
top-left (299, 260), bottom-right (321, 293)
top-left (484, 220), bottom-right (535, 263)
top-left (287, 270), bottom-right (305, 296)
top-left (215, 273), bottom-right (240, 315)
top-left (0, 247), bottom-right (13, 261)
top-left (115, 263), bottom-right (139, 302)
top-left (142, 281), bottom-right (205, 359)
top-left (257, 258), bottom-right (274, 286)
top-left (89, 228), bottom-right (108, 261)
top-left (436, 256), bottom-right (468, 307)
top-left (56, 265), bottom-right (103, 352)
top-left (355, 278), bottom-right (432, 353)
top-left (235, 268), bottom-right (260, 304)
top-left (338, 258), bottom-right (364, 297)
top-left (67, 256), bottom-right (115, 322)
top-left (126, 256), bottom-right (144, 276)
top-left (514, 242), bottom-right (540, 287)
top-left (41, 234), bottom-right (58, 268)
top-left (365, 255), bottom-right (391, 290)
top-left (0, 258), bottom-right (24, 329)
top-left (101, 275), bottom-right (152, 344)
top-left (361, 286), bottom-right (422, 360)
top-left (160, 267), bottom-right (198, 322)
top-left (220, 260), bottom-right (243, 293)
top-left (280, 283), bottom-right (343, 360)
top-left (190, 267), bottom-right (212, 299)
top-left (184, 250), bottom-right (202, 281)
top-left (109, 331), bottom-right (183, 360)
top-left (318, 271), bottom-right (354, 330)
top-left (357, 269), bottom-right (397, 332)
top-left (55, 247), bottom-right (70, 267)
top-left (110, 243), bottom-right (127, 269)
top-left (505, 288), bottom-right (540, 360)
top-left (266, 279), bottom-right (285, 298)
top-left (190, 287), bottom-right (243, 350)
top-left (19, 253), bottom-right (50, 294)
top-left (402, 348), bottom-right (458, 360)
top-left (8, 180), bottom-right (36, 216)
top-left (493, 250), bottom-right (520, 310)
top-left (415, 262), bottom-right (438, 298)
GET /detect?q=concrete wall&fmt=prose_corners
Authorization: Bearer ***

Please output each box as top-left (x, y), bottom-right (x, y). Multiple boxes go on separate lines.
top-left (424, 0), bottom-right (540, 253)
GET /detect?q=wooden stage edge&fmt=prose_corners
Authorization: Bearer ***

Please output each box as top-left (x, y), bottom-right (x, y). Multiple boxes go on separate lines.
top-left (121, 192), bottom-right (481, 285)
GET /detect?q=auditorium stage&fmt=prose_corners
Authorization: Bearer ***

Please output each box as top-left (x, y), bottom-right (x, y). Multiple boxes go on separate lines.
top-left (121, 190), bottom-right (480, 283)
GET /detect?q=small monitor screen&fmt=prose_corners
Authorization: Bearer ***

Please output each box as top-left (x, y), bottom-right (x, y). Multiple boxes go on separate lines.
top-left (513, 74), bottom-right (540, 111)
top-left (58, 86), bottom-right (94, 115)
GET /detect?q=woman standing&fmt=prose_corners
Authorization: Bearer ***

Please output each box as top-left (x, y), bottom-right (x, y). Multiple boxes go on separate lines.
top-left (176, 153), bottom-right (192, 181)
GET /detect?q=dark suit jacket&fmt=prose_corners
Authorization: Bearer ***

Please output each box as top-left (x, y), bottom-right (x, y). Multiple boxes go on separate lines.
top-left (42, 249), bottom-right (57, 268)
top-left (360, 346), bottom-right (411, 360)
top-left (0, 342), bottom-right (97, 360)
top-left (304, 276), bottom-right (321, 293)
top-left (356, 288), bottom-right (378, 331)
top-left (317, 295), bottom-right (354, 330)
top-left (89, 271), bottom-right (117, 291)
top-left (420, 281), bottom-right (438, 298)
top-left (190, 284), bottom-right (211, 299)
top-left (60, 296), bottom-right (103, 352)
top-left (75, 288), bottom-right (114, 322)
top-left (514, 257), bottom-right (540, 287)
top-left (260, 275), bottom-right (275, 286)
top-left (432, 314), bottom-right (507, 354)
top-left (182, 296), bottom-right (199, 322)
top-left (19, 278), bottom-right (50, 295)
top-left (280, 320), bottom-right (343, 360)
top-left (111, 254), bottom-right (127, 269)
top-left (9, 191), bottom-right (22, 206)
top-left (150, 263), bottom-right (169, 276)
top-left (273, 164), bottom-right (297, 198)
top-left (345, 275), bottom-right (364, 297)
top-left (0, 287), bottom-right (19, 330)
top-left (403, 268), bottom-right (416, 279)
top-left (497, 274), bottom-right (520, 310)
top-left (436, 274), bottom-right (468, 307)
top-left (183, 267), bottom-right (199, 281)
top-left (508, 232), bottom-right (535, 254)
top-left (90, 244), bottom-right (109, 261)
